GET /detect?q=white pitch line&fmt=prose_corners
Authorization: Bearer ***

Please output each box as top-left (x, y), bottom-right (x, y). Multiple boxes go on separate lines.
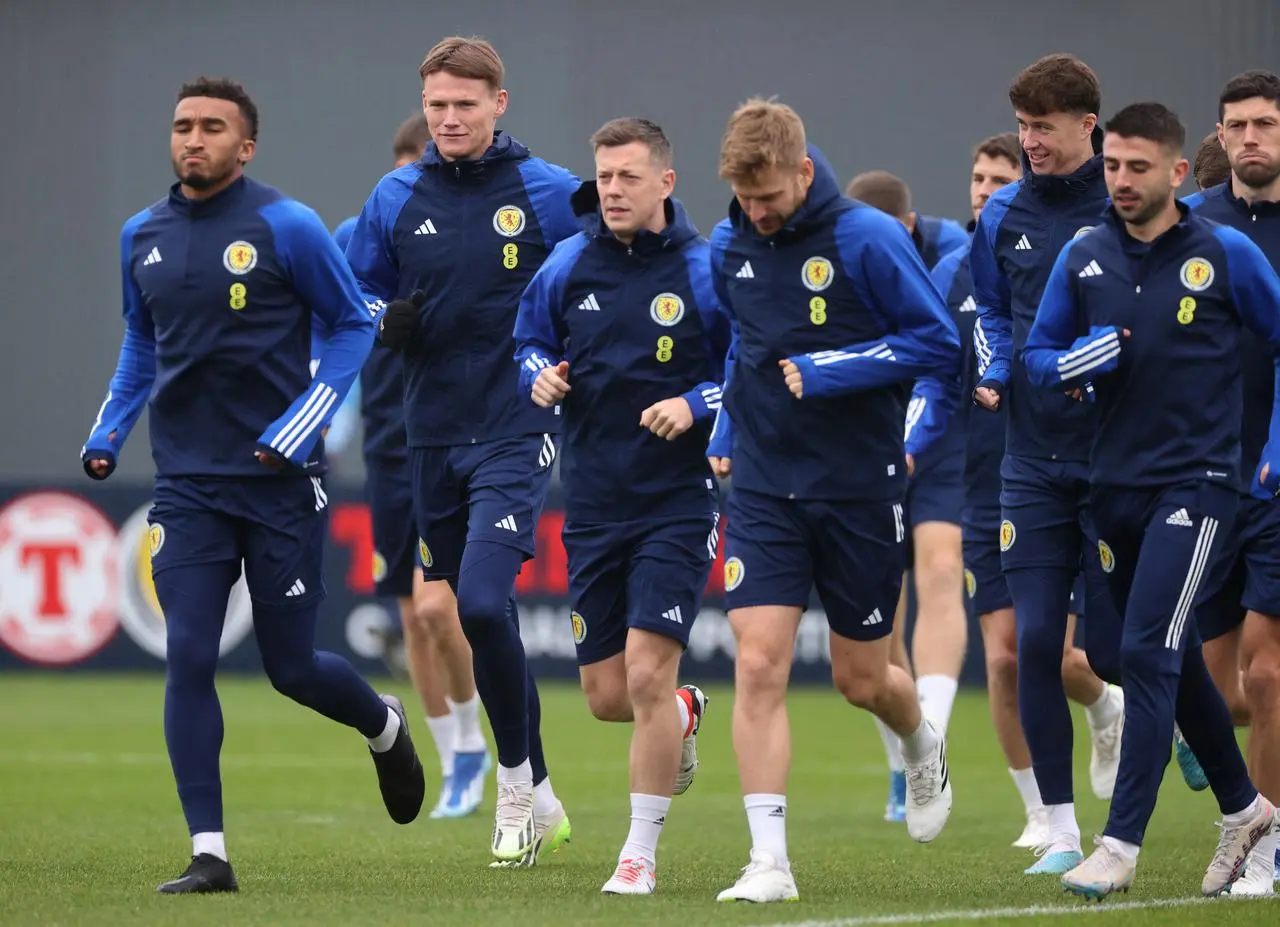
top-left (749, 894), bottom-right (1278, 927)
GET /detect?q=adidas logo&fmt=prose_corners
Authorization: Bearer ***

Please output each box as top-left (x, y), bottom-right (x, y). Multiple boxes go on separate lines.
top-left (736, 261), bottom-right (755, 279)
top-left (1078, 259), bottom-right (1104, 278)
top-left (862, 608), bottom-right (884, 626)
top-left (1014, 234), bottom-right (1032, 251)
top-left (414, 219), bottom-right (437, 235)
top-left (661, 605), bottom-right (684, 625)
top-left (1166, 507), bottom-right (1194, 527)
top-left (958, 295), bottom-right (976, 313)
top-left (495, 515), bottom-right (518, 532)
top-left (142, 247), bottom-right (162, 266)
top-left (578, 292), bottom-right (601, 312)
top-left (285, 579), bottom-right (307, 597)
top-left (767, 806), bottom-right (785, 818)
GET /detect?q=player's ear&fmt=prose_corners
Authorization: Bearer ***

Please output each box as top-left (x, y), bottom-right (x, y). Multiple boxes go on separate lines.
top-left (662, 167), bottom-right (676, 197)
top-left (239, 138), bottom-right (256, 166)
top-left (1171, 157), bottom-right (1190, 189)
top-left (493, 88), bottom-right (509, 118)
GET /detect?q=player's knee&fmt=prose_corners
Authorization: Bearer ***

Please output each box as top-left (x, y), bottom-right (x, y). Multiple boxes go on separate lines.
top-left (916, 549), bottom-right (964, 607)
top-left (1116, 638), bottom-right (1159, 675)
top-left (454, 578), bottom-right (508, 629)
top-left (734, 643), bottom-right (789, 700)
top-left (414, 583), bottom-right (460, 634)
top-left (831, 658), bottom-right (886, 711)
top-left (985, 639), bottom-right (1018, 690)
top-left (263, 652), bottom-right (319, 702)
top-left (581, 671), bottom-right (631, 722)
top-left (625, 659), bottom-right (674, 710)
top-left (164, 630), bottom-right (220, 687)
top-left (1243, 654), bottom-right (1280, 714)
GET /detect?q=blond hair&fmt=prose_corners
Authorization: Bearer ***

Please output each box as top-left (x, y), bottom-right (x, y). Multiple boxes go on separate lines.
top-left (718, 97), bottom-right (807, 182)
top-left (419, 36), bottom-right (504, 91)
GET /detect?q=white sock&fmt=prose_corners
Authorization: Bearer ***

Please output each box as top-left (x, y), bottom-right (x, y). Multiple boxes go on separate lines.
top-left (899, 717), bottom-right (940, 764)
top-left (675, 692), bottom-right (692, 737)
top-left (1223, 792), bottom-right (1262, 824)
top-left (497, 758), bottom-right (533, 788)
top-left (1101, 835), bottom-right (1140, 864)
top-left (916, 675), bottom-right (959, 733)
top-left (744, 794), bottom-right (789, 866)
top-left (533, 776), bottom-right (559, 816)
top-left (620, 793), bottom-right (670, 862)
top-left (366, 706), bottom-right (400, 753)
top-left (192, 831), bottom-right (227, 862)
top-left (1084, 685), bottom-right (1121, 728)
top-left (449, 694), bottom-right (487, 753)
top-left (425, 712), bottom-right (456, 777)
top-left (1047, 802), bottom-right (1081, 847)
top-left (1250, 828), bottom-right (1280, 873)
top-left (1009, 767), bottom-right (1044, 813)
top-left (874, 718), bottom-right (905, 772)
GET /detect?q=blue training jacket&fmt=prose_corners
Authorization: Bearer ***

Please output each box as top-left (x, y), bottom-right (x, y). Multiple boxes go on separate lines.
top-left (83, 176), bottom-right (372, 478)
top-left (513, 186), bottom-right (729, 522)
top-left (344, 131), bottom-right (581, 448)
top-left (707, 146), bottom-right (961, 502)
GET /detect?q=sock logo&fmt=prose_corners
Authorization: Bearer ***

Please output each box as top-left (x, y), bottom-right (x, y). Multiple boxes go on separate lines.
top-left (768, 806), bottom-right (785, 818)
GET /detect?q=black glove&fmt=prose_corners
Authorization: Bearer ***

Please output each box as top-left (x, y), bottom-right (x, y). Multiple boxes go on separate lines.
top-left (378, 289), bottom-right (426, 351)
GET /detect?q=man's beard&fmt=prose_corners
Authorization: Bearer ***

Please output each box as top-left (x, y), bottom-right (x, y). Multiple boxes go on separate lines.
top-left (1234, 159), bottom-right (1280, 190)
top-left (1120, 193), bottom-right (1168, 228)
top-left (176, 161), bottom-right (235, 190)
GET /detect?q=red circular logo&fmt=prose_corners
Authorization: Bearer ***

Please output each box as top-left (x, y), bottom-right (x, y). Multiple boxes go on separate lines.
top-left (0, 491), bottom-right (120, 666)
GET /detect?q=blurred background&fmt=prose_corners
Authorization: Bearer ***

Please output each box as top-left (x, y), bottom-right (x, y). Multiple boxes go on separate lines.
top-left (1, 0), bottom-right (1277, 680)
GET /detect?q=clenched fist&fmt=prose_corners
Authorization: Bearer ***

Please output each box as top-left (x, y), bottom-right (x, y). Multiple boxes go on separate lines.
top-left (532, 361), bottom-right (571, 407)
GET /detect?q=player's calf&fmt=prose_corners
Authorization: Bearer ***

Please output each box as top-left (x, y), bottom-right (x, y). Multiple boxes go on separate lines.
top-left (830, 634), bottom-right (952, 843)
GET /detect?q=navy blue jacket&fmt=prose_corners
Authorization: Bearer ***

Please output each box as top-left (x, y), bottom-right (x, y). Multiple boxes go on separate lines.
top-left (1184, 182), bottom-right (1280, 493)
top-left (513, 188), bottom-right (729, 522)
top-left (913, 213), bottom-right (971, 270)
top-left (971, 129), bottom-right (1110, 461)
top-left (1023, 205), bottom-right (1280, 491)
top-left (344, 131), bottom-right (581, 447)
top-left (927, 245), bottom-right (1004, 502)
top-left (82, 176), bottom-right (373, 478)
top-left (707, 147), bottom-right (961, 502)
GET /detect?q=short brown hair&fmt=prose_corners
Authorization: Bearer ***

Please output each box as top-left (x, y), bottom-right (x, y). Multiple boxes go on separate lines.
top-left (590, 117), bottom-right (673, 167)
top-left (1193, 132), bottom-right (1231, 190)
top-left (973, 132), bottom-right (1021, 169)
top-left (718, 97), bottom-right (807, 182)
top-left (846, 171), bottom-right (912, 218)
top-left (1219, 69), bottom-right (1280, 121)
top-left (392, 114), bottom-right (431, 160)
top-left (1009, 54), bottom-right (1101, 118)
top-left (418, 36), bottom-right (504, 91)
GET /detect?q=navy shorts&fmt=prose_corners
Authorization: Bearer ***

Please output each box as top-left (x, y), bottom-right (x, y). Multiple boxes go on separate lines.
top-left (907, 454), bottom-right (964, 530)
top-left (410, 433), bottom-right (558, 581)
top-left (366, 456), bottom-right (417, 599)
top-left (962, 503), bottom-right (1088, 618)
top-left (1198, 496), bottom-right (1280, 641)
top-left (722, 488), bottom-right (905, 642)
top-left (962, 501), bottom-right (1012, 616)
top-left (148, 475), bottom-right (329, 607)
top-left (564, 511), bottom-right (720, 665)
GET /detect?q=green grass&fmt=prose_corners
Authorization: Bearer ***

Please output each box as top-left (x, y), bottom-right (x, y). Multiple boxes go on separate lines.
top-left (0, 675), bottom-right (1275, 926)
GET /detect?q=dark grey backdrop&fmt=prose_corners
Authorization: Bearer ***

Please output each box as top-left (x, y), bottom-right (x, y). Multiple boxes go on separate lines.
top-left (4, 0), bottom-right (1277, 484)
